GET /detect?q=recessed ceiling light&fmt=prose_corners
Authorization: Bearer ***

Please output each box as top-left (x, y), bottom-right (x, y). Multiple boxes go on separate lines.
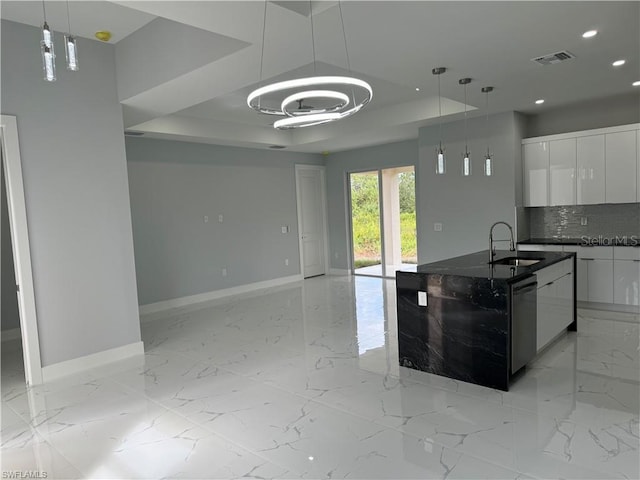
top-left (582, 30), bottom-right (598, 38)
top-left (415, 87), bottom-right (420, 91)
top-left (633, 81), bottom-right (640, 87)
top-left (95, 31), bottom-right (112, 42)
top-left (612, 59), bottom-right (626, 67)
top-left (535, 99), bottom-right (545, 105)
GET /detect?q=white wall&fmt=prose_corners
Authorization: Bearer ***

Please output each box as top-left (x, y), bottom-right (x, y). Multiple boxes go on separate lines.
top-left (324, 113), bottom-right (526, 269)
top-left (125, 137), bottom-right (323, 306)
top-left (525, 92), bottom-right (639, 137)
top-left (418, 112), bottom-right (525, 263)
top-left (1, 20), bottom-right (141, 366)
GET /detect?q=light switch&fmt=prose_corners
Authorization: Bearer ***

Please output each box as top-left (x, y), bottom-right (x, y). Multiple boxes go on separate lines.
top-left (580, 217), bottom-right (588, 226)
top-left (418, 291), bottom-right (427, 306)
top-left (204, 215), bottom-right (209, 223)
top-left (281, 226), bottom-right (288, 234)
top-left (434, 223), bottom-right (443, 232)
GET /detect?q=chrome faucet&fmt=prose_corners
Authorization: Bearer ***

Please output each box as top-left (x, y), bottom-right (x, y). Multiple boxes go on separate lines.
top-left (489, 221), bottom-right (515, 262)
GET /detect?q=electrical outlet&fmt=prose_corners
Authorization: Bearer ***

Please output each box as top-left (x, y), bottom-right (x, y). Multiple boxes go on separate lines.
top-left (580, 217), bottom-right (588, 226)
top-left (281, 226), bottom-right (288, 234)
top-left (204, 215), bottom-right (208, 223)
top-left (218, 214), bottom-right (224, 223)
top-left (285, 258), bottom-right (289, 266)
top-left (222, 268), bottom-right (227, 277)
top-left (434, 223), bottom-right (443, 232)
top-left (418, 291), bottom-right (428, 306)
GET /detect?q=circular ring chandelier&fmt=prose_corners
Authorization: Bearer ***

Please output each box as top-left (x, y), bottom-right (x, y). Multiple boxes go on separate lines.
top-left (247, 76), bottom-right (372, 129)
top-left (247, 1), bottom-right (372, 130)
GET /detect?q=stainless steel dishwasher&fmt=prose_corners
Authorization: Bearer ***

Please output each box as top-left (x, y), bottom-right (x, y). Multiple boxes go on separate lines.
top-left (510, 276), bottom-right (537, 375)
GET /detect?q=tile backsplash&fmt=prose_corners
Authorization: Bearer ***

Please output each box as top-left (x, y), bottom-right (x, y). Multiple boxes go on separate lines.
top-left (527, 203), bottom-right (640, 238)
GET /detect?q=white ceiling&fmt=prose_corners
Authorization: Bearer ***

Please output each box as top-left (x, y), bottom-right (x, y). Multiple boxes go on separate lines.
top-left (2, 1), bottom-right (639, 153)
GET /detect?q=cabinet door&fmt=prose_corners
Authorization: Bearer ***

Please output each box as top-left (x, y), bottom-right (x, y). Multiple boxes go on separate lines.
top-left (575, 259), bottom-right (589, 302)
top-left (550, 138), bottom-right (577, 206)
top-left (606, 130), bottom-right (637, 203)
top-left (556, 272), bottom-right (575, 330)
top-left (577, 135), bottom-right (605, 205)
top-left (523, 142), bottom-right (549, 206)
top-left (587, 259), bottom-right (614, 303)
top-left (536, 282), bottom-right (554, 351)
top-left (614, 259), bottom-right (640, 305)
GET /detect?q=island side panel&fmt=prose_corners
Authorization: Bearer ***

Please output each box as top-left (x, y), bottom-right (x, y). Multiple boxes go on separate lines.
top-left (397, 272), bottom-right (510, 391)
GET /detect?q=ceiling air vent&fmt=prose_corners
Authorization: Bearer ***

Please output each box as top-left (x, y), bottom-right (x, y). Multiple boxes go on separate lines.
top-left (124, 131), bottom-right (144, 136)
top-left (269, 145), bottom-right (286, 149)
top-left (531, 50), bottom-right (576, 66)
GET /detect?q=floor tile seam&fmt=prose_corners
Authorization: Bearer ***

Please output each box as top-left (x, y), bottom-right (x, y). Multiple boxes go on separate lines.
top-left (105, 374), bottom-right (303, 477)
top-left (238, 377), bottom-right (540, 479)
top-left (1, 412), bottom-right (85, 479)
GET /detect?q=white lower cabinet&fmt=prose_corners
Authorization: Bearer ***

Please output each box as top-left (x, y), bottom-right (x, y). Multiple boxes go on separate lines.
top-left (536, 259), bottom-right (574, 352)
top-left (613, 247), bottom-right (640, 306)
top-left (586, 259), bottom-right (614, 303)
top-left (522, 244), bottom-right (639, 307)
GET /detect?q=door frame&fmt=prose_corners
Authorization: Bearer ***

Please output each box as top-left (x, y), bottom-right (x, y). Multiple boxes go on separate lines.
top-left (295, 164), bottom-right (330, 278)
top-left (1, 115), bottom-right (43, 385)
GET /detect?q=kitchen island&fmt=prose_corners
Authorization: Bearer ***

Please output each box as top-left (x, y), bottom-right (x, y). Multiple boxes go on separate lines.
top-left (396, 249), bottom-right (576, 391)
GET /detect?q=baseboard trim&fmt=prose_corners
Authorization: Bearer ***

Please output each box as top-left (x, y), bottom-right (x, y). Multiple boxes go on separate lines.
top-left (329, 268), bottom-right (351, 276)
top-left (41, 341), bottom-right (144, 383)
top-left (1, 327), bottom-right (21, 342)
top-left (139, 274), bottom-right (303, 316)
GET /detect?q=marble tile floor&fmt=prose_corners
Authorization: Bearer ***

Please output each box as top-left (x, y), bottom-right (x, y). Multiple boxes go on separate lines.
top-left (1, 275), bottom-right (638, 479)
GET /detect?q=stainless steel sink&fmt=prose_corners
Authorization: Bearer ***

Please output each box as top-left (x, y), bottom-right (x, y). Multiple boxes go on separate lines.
top-left (490, 257), bottom-right (543, 267)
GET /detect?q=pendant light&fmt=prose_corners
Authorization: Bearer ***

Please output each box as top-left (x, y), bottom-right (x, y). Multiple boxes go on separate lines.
top-left (459, 78), bottom-right (472, 176)
top-left (432, 67), bottom-right (446, 175)
top-left (64, 0), bottom-right (79, 71)
top-left (40, 0), bottom-right (56, 82)
top-left (247, 0), bottom-right (372, 129)
top-left (482, 86), bottom-right (494, 176)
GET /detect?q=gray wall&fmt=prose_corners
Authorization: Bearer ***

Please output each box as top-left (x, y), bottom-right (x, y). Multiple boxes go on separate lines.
top-left (525, 92), bottom-right (640, 137)
top-left (125, 137), bottom-right (322, 305)
top-left (1, 158), bottom-right (20, 331)
top-left (1, 20), bottom-right (141, 366)
top-left (418, 112), bottom-right (526, 263)
top-left (325, 140), bottom-right (418, 270)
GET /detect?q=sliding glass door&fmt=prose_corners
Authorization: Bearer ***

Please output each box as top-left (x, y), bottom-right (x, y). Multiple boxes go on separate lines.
top-left (349, 166), bottom-right (416, 278)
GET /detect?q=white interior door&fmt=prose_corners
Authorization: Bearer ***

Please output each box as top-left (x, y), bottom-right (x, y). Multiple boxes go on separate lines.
top-left (296, 166), bottom-right (327, 278)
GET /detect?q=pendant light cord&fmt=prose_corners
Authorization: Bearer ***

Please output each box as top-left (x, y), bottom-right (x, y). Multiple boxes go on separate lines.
top-left (42, 0), bottom-right (47, 21)
top-left (485, 90), bottom-right (490, 155)
top-left (463, 82), bottom-right (468, 152)
top-left (309, 0), bottom-right (317, 75)
top-left (438, 73), bottom-right (443, 150)
top-left (66, 0), bottom-right (72, 33)
top-left (338, 0), bottom-right (355, 104)
top-left (258, 0), bottom-right (268, 86)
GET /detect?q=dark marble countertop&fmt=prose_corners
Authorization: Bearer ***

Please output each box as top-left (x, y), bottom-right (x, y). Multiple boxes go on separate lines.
top-left (520, 237), bottom-right (639, 247)
top-left (409, 249), bottom-right (574, 283)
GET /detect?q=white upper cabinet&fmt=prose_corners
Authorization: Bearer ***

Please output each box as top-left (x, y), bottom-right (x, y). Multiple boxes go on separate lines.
top-left (605, 130), bottom-right (637, 203)
top-left (549, 138), bottom-right (576, 206)
top-left (523, 124), bottom-right (639, 206)
top-left (523, 141), bottom-right (549, 207)
top-left (576, 135), bottom-right (605, 205)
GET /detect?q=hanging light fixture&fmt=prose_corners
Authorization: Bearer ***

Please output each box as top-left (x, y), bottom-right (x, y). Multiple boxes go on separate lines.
top-left (433, 67), bottom-right (446, 175)
top-left (247, 0), bottom-right (372, 129)
top-left (482, 86), bottom-right (494, 176)
top-left (64, 0), bottom-right (79, 71)
top-left (459, 78), bottom-right (472, 176)
top-left (40, 0), bottom-right (56, 82)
